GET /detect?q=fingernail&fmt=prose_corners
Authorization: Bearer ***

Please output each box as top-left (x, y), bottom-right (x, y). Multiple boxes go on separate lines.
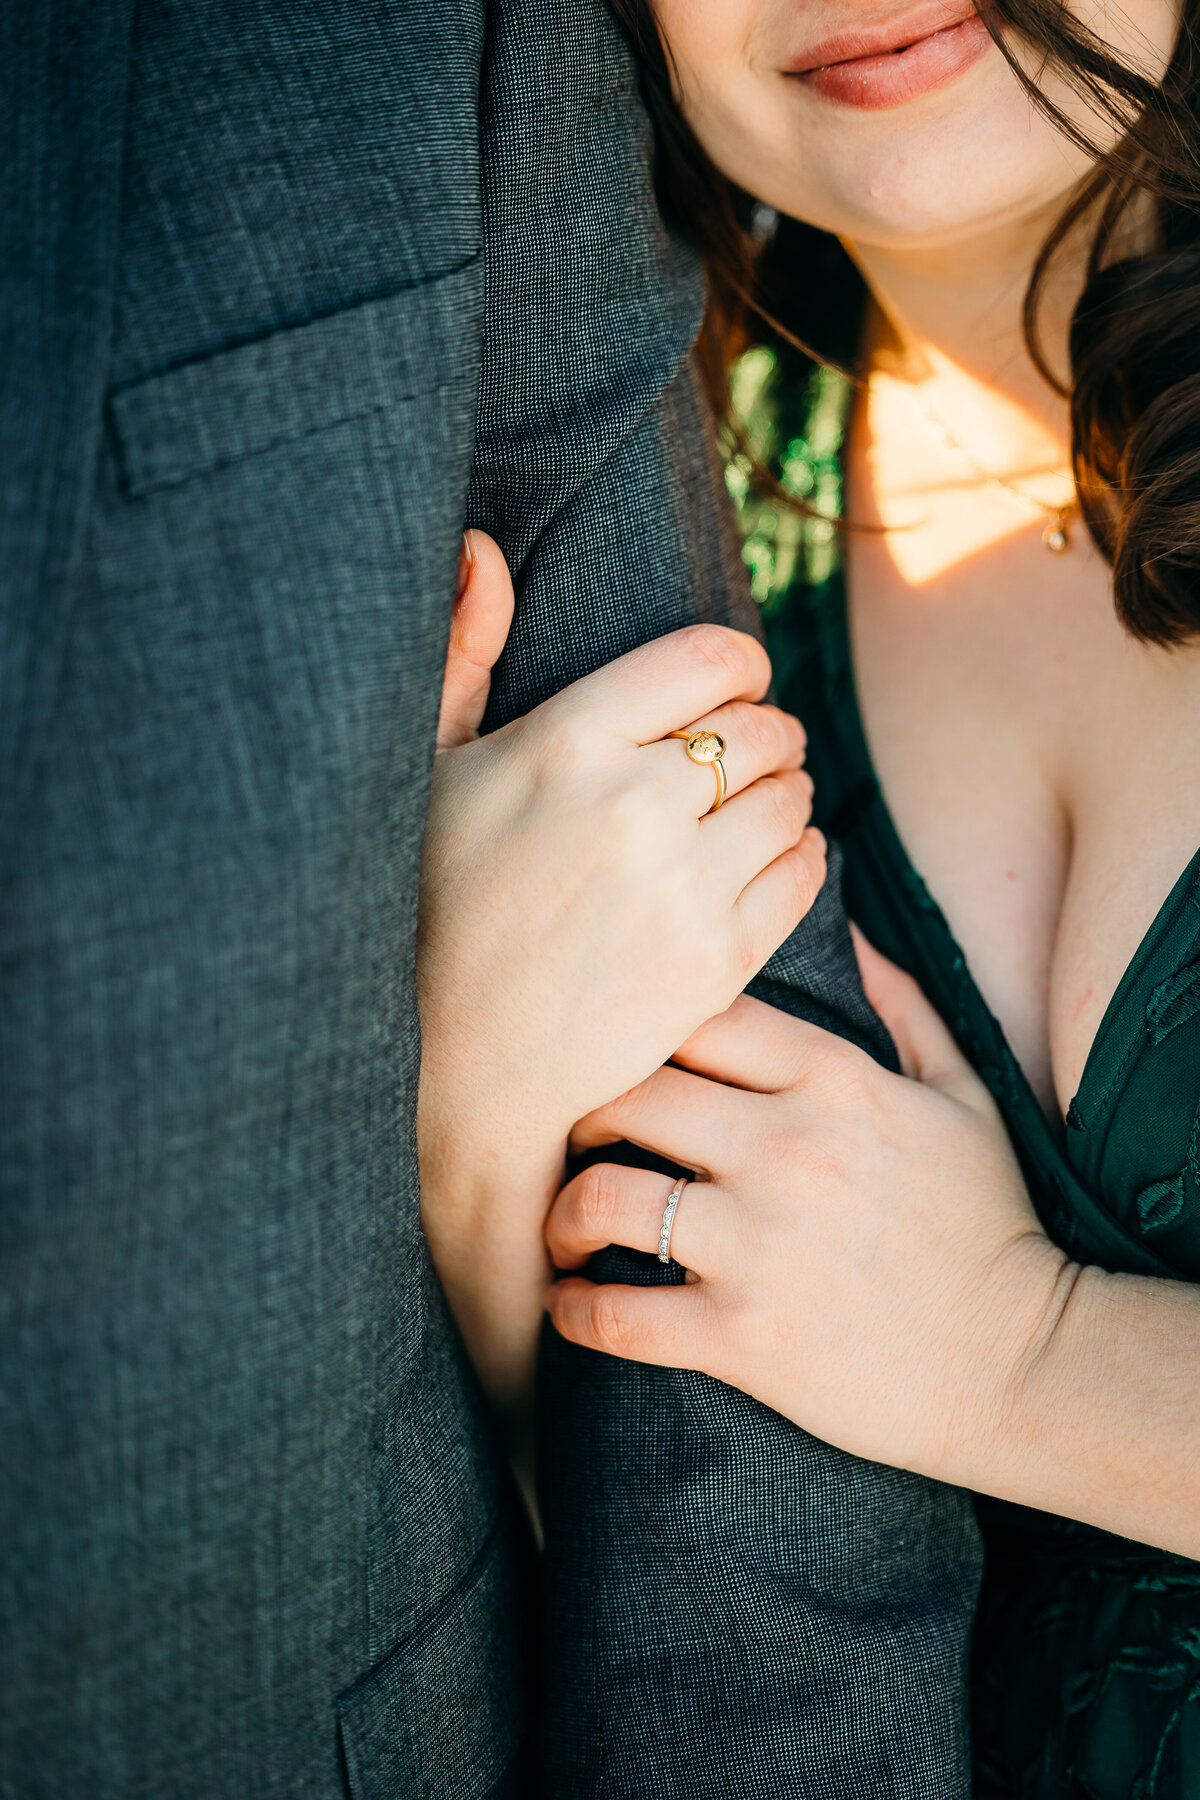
top-left (454, 530), bottom-right (475, 602)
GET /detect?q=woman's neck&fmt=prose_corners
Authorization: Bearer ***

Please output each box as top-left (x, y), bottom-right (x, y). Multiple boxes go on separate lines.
top-left (847, 206), bottom-right (1083, 485)
top-left (842, 209), bottom-right (1089, 581)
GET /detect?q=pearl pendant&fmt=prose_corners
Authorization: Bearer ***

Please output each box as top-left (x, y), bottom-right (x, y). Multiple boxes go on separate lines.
top-left (1043, 512), bottom-right (1070, 554)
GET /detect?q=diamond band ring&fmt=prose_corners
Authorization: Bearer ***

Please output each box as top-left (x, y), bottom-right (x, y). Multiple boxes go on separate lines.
top-left (669, 728), bottom-right (727, 815)
top-left (657, 1175), bottom-right (688, 1264)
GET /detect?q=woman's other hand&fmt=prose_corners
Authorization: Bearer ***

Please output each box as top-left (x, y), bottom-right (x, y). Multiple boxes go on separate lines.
top-left (547, 930), bottom-right (1072, 1488)
top-left (418, 531), bottom-right (825, 1427)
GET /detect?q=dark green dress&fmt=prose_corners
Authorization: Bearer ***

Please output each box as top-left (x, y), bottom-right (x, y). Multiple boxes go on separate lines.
top-left (729, 350), bottom-right (1200, 1799)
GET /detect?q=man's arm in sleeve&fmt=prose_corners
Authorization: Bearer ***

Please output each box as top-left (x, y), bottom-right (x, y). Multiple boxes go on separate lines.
top-left (472, 2), bottom-right (982, 1794)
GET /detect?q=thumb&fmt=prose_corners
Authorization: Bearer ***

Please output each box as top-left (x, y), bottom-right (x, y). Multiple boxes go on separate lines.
top-left (850, 921), bottom-right (976, 1097)
top-left (437, 529), bottom-right (516, 751)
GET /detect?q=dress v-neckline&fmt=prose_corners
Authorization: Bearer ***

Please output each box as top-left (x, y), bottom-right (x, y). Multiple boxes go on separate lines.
top-left (829, 566), bottom-right (1200, 1135)
top-left (812, 560), bottom-right (1195, 1279)
top-left (741, 350), bottom-right (1198, 1277)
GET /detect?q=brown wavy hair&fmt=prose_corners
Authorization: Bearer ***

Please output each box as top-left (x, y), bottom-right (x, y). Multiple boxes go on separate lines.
top-left (607, 0), bottom-right (1200, 644)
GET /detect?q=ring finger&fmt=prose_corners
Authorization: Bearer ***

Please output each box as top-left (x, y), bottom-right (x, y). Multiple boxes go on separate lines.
top-left (642, 701), bottom-right (805, 819)
top-left (698, 766), bottom-right (815, 900)
top-left (546, 1162), bottom-right (724, 1276)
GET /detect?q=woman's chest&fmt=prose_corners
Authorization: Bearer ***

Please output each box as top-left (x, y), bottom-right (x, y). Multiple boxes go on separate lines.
top-left (845, 532), bottom-right (1200, 1118)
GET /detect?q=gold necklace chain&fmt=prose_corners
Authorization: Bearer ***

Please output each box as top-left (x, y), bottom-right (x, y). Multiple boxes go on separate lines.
top-left (879, 373), bottom-right (1079, 554)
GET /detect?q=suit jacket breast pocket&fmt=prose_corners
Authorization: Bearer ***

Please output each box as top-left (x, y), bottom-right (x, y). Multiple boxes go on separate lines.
top-left (91, 256), bottom-right (484, 865)
top-left (108, 256), bottom-right (483, 499)
top-left (336, 1526), bottom-right (526, 1800)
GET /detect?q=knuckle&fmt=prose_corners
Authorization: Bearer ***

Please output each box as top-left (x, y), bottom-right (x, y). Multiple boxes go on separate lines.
top-left (589, 1288), bottom-right (632, 1354)
top-left (555, 707), bottom-right (601, 772)
top-left (601, 780), bottom-right (662, 859)
top-left (819, 1042), bottom-right (873, 1105)
top-left (600, 1083), bottom-right (641, 1136)
top-left (759, 1121), bottom-right (797, 1168)
top-left (527, 704), bottom-right (590, 786)
top-left (769, 1121), bottom-right (841, 1184)
top-left (785, 843), bottom-right (822, 912)
top-left (679, 624), bottom-right (764, 687)
top-left (733, 702), bottom-right (774, 762)
top-left (766, 779), bottom-right (804, 841)
top-left (755, 1305), bottom-right (804, 1373)
top-left (729, 919), bottom-right (764, 984)
top-left (577, 1163), bottom-right (621, 1238)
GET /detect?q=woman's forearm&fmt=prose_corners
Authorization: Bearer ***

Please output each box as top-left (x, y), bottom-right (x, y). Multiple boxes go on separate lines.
top-left (972, 1256), bottom-right (1200, 1557)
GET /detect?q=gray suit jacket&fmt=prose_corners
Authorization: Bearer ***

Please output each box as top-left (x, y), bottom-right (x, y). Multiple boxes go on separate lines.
top-left (0, 1), bottom-right (980, 1795)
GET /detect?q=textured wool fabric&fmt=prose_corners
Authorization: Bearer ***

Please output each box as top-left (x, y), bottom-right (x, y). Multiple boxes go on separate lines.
top-left (1, 0), bottom-right (979, 1795)
top-left (2, 5), bottom-right (520, 1796)
top-left (0, 0), bottom-right (135, 865)
top-left (535, 881), bottom-right (983, 1800)
top-left (467, 3), bottom-right (982, 1794)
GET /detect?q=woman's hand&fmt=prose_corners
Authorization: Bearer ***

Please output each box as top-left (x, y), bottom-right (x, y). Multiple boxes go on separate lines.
top-left (418, 532), bottom-right (825, 1427)
top-left (547, 931), bottom-right (1073, 1487)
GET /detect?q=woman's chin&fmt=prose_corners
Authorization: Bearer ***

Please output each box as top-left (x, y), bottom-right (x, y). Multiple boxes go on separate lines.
top-left (792, 177), bottom-right (1077, 254)
top-left (693, 55), bottom-right (1084, 254)
top-left (759, 110), bottom-right (1088, 253)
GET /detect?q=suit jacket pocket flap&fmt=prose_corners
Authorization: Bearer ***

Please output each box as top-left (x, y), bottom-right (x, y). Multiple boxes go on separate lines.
top-left (337, 1525), bottom-right (524, 1800)
top-left (110, 256), bottom-right (482, 498)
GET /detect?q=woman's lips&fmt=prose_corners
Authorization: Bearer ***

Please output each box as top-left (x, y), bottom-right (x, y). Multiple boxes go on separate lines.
top-left (788, 9), bottom-right (992, 109)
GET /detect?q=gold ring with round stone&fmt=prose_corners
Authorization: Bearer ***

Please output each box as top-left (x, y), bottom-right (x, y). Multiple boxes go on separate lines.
top-left (669, 728), bottom-right (727, 815)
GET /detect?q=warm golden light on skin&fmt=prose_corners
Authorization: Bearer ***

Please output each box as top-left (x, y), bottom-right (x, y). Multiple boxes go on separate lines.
top-left (856, 355), bottom-right (1079, 586)
top-left (866, 475), bottom-right (1058, 589)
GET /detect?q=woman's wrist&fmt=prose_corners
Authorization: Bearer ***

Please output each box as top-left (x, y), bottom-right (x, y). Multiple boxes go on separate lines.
top-left (913, 1231), bottom-right (1072, 1497)
top-left (958, 1247), bottom-right (1200, 1555)
top-left (944, 1230), bottom-right (1079, 1493)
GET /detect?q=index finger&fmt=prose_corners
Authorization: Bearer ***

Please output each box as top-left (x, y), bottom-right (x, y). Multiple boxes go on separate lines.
top-left (553, 624), bottom-right (771, 744)
top-left (570, 1063), bottom-right (749, 1176)
top-left (673, 993), bottom-right (843, 1094)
